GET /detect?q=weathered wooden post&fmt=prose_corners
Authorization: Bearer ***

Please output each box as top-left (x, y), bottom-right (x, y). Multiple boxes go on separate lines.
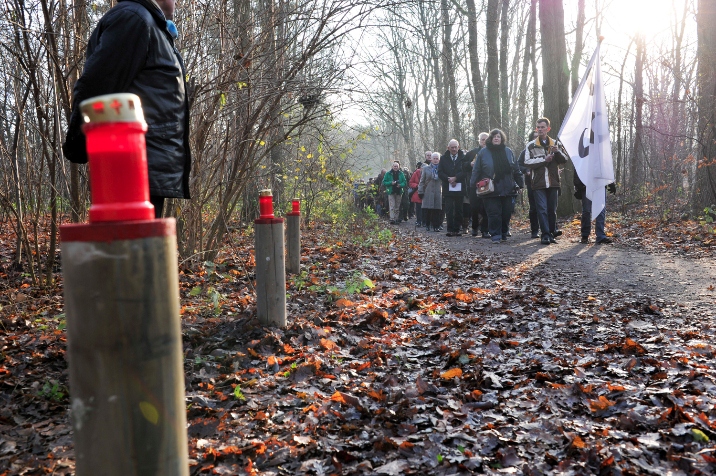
top-left (254, 190), bottom-right (287, 326)
top-left (60, 94), bottom-right (188, 476)
top-left (286, 198), bottom-right (301, 275)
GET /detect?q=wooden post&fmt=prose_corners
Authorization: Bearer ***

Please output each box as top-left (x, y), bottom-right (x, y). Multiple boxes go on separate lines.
top-left (61, 221), bottom-right (188, 476)
top-left (60, 93), bottom-right (188, 475)
top-left (255, 190), bottom-right (287, 326)
top-left (286, 198), bottom-right (301, 275)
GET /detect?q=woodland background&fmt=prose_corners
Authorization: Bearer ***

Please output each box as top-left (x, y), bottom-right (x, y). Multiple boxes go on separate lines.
top-left (1, 0), bottom-right (716, 283)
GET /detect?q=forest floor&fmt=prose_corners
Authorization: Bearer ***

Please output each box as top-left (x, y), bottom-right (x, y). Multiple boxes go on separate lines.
top-left (1, 207), bottom-right (716, 475)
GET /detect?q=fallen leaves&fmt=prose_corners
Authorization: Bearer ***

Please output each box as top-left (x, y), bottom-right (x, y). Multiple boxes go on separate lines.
top-left (589, 395), bottom-right (616, 412)
top-left (3, 219), bottom-right (716, 475)
top-left (440, 368), bottom-right (463, 379)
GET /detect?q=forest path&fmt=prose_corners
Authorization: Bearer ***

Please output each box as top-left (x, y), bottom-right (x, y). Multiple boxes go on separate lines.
top-left (399, 219), bottom-right (716, 314)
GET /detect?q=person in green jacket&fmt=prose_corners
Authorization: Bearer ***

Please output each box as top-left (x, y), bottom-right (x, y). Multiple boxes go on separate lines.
top-left (383, 161), bottom-right (407, 224)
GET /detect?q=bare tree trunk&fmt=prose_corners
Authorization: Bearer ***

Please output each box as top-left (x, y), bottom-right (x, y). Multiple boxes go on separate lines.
top-left (695, 0), bottom-right (716, 209)
top-left (631, 34), bottom-right (646, 190)
top-left (538, 0), bottom-right (570, 127)
top-left (517, 0), bottom-right (537, 143)
top-left (499, 0), bottom-right (510, 134)
top-left (539, 0), bottom-right (572, 215)
top-left (69, 0), bottom-right (88, 223)
top-left (570, 0), bottom-right (585, 97)
top-left (466, 0), bottom-right (489, 135)
top-left (614, 40), bottom-right (634, 186)
top-left (441, 0), bottom-right (461, 140)
top-left (486, 0), bottom-right (501, 129)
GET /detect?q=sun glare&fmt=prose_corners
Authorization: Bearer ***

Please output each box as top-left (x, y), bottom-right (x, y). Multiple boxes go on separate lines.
top-left (606, 0), bottom-right (682, 40)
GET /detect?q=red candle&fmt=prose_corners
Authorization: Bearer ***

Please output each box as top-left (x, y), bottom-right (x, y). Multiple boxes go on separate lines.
top-left (291, 199), bottom-right (300, 214)
top-left (259, 190), bottom-right (274, 218)
top-left (81, 94), bottom-right (154, 222)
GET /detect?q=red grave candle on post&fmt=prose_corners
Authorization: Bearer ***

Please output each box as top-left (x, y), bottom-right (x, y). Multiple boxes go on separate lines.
top-left (291, 198), bottom-right (300, 214)
top-left (80, 93), bottom-right (154, 222)
top-left (259, 189), bottom-right (275, 218)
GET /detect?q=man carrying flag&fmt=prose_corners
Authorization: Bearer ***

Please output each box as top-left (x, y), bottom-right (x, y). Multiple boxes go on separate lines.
top-left (557, 39), bottom-right (616, 244)
top-left (523, 118), bottom-right (568, 245)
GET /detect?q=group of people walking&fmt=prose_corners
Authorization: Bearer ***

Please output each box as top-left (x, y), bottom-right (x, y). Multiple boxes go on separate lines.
top-left (376, 118), bottom-right (614, 245)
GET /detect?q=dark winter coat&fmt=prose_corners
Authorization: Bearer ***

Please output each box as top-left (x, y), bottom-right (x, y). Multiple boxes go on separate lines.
top-left (470, 146), bottom-right (524, 198)
top-left (62, 0), bottom-right (192, 199)
top-left (438, 150), bottom-right (468, 197)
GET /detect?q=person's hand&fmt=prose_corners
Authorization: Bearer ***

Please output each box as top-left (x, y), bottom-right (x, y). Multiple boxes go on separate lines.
top-left (607, 183), bottom-right (617, 194)
top-left (392, 180), bottom-right (398, 185)
top-left (545, 153), bottom-right (554, 163)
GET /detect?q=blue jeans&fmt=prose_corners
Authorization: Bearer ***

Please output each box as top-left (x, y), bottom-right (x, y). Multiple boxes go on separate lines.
top-left (533, 188), bottom-right (559, 237)
top-left (581, 190), bottom-right (607, 241)
top-left (526, 187), bottom-right (538, 233)
top-left (483, 196), bottom-right (514, 241)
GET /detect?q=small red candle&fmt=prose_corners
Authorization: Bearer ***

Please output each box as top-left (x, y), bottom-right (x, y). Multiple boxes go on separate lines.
top-left (259, 190), bottom-right (274, 218)
top-left (291, 199), bottom-right (300, 214)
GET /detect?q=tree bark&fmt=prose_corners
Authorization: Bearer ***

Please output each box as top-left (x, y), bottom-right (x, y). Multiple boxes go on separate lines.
top-left (614, 41), bottom-right (634, 186)
top-left (696, 0), bottom-right (716, 210)
top-left (486, 0), bottom-right (501, 129)
top-left (539, 0), bottom-right (572, 215)
top-left (466, 0), bottom-right (489, 136)
top-left (499, 0), bottom-right (510, 135)
top-left (631, 34), bottom-right (646, 190)
top-left (441, 0), bottom-right (461, 141)
top-left (516, 0), bottom-right (537, 144)
top-left (538, 0), bottom-right (570, 127)
top-left (570, 0), bottom-right (585, 97)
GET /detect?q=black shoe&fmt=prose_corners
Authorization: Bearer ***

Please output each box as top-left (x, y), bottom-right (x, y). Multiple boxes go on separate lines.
top-left (501, 236), bottom-right (508, 241)
top-left (531, 231), bottom-right (540, 239)
top-left (549, 235), bottom-right (557, 244)
top-left (596, 237), bottom-right (613, 244)
top-left (455, 232), bottom-right (463, 237)
top-left (389, 220), bottom-right (395, 225)
top-left (580, 237), bottom-right (589, 244)
top-left (471, 229), bottom-right (478, 237)
top-left (481, 232), bottom-right (490, 239)
top-left (553, 230), bottom-right (563, 237)
top-left (436, 226), bottom-right (444, 232)
top-left (506, 231), bottom-right (512, 237)
top-left (541, 236), bottom-right (551, 245)
top-left (446, 232), bottom-right (454, 237)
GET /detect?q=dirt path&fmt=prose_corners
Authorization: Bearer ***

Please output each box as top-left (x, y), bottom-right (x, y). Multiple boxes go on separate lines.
top-left (400, 220), bottom-right (716, 313)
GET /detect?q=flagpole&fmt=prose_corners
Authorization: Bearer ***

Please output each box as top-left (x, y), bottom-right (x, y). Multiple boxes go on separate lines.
top-left (557, 37), bottom-right (603, 140)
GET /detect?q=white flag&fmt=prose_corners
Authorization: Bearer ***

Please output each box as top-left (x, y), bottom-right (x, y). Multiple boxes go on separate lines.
top-left (557, 42), bottom-right (614, 218)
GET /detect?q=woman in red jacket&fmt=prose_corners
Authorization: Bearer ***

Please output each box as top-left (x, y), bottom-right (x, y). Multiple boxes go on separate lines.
top-left (408, 158), bottom-right (426, 227)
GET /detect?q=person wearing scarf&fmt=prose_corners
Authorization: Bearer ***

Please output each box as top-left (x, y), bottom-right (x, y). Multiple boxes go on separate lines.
top-left (469, 129), bottom-right (524, 243)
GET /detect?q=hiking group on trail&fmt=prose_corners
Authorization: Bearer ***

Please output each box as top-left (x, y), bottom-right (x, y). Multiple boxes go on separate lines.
top-left (355, 118), bottom-right (616, 245)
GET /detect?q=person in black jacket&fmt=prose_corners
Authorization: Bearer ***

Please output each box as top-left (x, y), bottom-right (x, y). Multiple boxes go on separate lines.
top-left (63, 0), bottom-right (191, 218)
top-left (574, 171), bottom-right (616, 244)
top-left (438, 139), bottom-right (468, 236)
